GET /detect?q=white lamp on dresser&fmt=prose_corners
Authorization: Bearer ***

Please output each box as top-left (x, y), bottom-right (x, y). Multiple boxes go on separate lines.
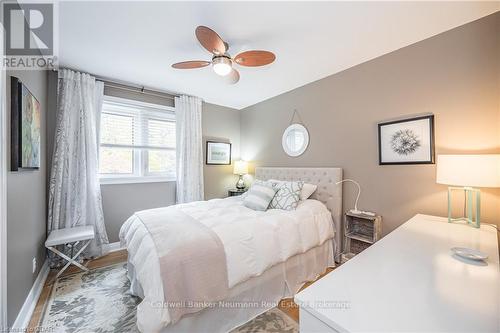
top-left (436, 154), bottom-right (500, 227)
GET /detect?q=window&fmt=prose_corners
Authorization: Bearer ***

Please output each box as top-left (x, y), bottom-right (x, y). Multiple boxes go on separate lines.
top-left (99, 96), bottom-right (176, 184)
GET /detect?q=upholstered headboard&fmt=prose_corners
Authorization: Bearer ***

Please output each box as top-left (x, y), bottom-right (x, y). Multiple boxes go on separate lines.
top-left (255, 167), bottom-right (343, 261)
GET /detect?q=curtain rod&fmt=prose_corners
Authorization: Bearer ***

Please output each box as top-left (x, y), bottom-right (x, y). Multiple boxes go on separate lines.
top-left (52, 68), bottom-right (180, 100)
top-left (103, 81), bottom-right (177, 101)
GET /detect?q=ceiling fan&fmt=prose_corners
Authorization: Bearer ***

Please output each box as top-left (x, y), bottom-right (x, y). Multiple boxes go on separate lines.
top-left (172, 26), bottom-right (276, 84)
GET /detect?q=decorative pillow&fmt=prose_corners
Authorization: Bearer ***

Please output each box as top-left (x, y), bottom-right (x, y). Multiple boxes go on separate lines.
top-left (242, 181), bottom-right (277, 211)
top-left (300, 183), bottom-right (317, 200)
top-left (269, 181), bottom-right (304, 210)
top-left (270, 179), bottom-right (316, 201)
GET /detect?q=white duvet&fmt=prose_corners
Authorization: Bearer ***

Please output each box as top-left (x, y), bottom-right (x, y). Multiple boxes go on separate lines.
top-left (119, 196), bottom-right (334, 332)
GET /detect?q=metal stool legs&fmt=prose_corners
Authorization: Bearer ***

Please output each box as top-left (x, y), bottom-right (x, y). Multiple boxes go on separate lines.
top-left (47, 239), bottom-right (92, 278)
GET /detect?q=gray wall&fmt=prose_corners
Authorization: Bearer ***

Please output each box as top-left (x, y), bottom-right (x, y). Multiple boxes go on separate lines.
top-left (202, 102), bottom-right (241, 200)
top-left (240, 12), bottom-right (500, 234)
top-left (101, 182), bottom-right (176, 243)
top-left (6, 69), bottom-right (48, 326)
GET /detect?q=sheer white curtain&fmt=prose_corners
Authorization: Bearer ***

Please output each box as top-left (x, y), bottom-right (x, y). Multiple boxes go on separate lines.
top-left (175, 95), bottom-right (204, 203)
top-left (47, 69), bottom-right (109, 264)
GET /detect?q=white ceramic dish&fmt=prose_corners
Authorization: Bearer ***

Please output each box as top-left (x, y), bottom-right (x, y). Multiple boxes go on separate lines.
top-left (451, 247), bottom-right (488, 261)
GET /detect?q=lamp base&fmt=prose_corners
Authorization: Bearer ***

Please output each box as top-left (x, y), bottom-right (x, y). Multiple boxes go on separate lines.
top-left (236, 174), bottom-right (246, 190)
top-left (447, 186), bottom-right (481, 228)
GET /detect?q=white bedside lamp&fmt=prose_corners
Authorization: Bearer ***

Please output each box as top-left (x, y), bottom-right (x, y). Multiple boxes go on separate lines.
top-left (336, 179), bottom-right (361, 214)
top-left (233, 160), bottom-right (248, 190)
top-left (436, 154), bottom-right (500, 228)
top-left (335, 179), bottom-right (376, 216)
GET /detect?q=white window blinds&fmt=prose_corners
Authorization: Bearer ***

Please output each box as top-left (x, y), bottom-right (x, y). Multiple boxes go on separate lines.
top-left (100, 100), bottom-right (175, 150)
top-left (99, 97), bottom-right (176, 181)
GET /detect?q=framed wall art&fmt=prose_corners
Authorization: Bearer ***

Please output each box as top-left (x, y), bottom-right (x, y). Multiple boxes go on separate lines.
top-left (378, 115), bottom-right (435, 165)
top-left (11, 77), bottom-right (41, 171)
top-left (206, 141), bottom-right (231, 165)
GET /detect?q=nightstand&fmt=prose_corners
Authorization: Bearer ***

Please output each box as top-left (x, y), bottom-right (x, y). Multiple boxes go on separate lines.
top-left (341, 211), bottom-right (382, 263)
top-left (228, 189), bottom-right (247, 197)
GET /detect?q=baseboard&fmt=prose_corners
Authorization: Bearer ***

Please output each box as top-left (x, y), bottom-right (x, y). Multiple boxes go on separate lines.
top-left (11, 259), bottom-right (49, 331)
top-left (103, 241), bottom-right (124, 253)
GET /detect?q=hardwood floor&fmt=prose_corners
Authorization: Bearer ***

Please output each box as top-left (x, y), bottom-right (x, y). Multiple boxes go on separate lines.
top-left (27, 249), bottom-right (334, 329)
top-left (27, 250), bottom-right (128, 330)
top-left (277, 267), bottom-right (335, 322)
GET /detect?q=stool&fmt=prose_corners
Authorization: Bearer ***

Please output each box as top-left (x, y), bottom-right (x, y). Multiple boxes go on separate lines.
top-left (45, 225), bottom-right (95, 278)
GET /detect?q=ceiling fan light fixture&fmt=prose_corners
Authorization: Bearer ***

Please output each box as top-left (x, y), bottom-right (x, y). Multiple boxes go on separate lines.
top-left (212, 56), bottom-right (232, 76)
top-left (172, 26), bottom-right (276, 85)
top-left (225, 68), bottom-right (240, 85)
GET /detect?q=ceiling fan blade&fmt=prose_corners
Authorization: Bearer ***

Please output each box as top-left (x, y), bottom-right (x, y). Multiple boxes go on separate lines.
top-left (225, 68), bottom-right (240, 85)
top-left (195, 26), bottom-right (227, 55)
top-left (171, 61), bottom-right (211, 69)
top-left (234, 50), bottom-right (275, 67)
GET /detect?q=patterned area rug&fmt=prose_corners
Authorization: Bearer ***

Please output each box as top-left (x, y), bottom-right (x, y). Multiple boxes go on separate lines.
top-left (39, 264), bottom-right (298, 333)
top-left (231, 308), bottom-right (297, 333)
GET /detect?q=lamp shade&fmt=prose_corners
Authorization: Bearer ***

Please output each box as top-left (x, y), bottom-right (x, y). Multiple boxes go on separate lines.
top-left (233, 160), bottom-right (248, 175)
top-left (436, 154), bottom-right (500, 188)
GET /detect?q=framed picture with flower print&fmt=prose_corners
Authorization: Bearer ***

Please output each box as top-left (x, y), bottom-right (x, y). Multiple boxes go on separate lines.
top-left (378, 115), bottom-right (435, 165)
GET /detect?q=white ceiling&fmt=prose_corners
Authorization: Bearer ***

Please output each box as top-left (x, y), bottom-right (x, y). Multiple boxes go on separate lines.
top-left (58, 1), bottom-right (499, 110)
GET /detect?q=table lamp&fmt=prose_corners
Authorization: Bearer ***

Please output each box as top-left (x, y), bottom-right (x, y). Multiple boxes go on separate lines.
top-left (335, 179), bottom-right (375, 216)
top-left (436, 154), bottom-right (500, 228)
top-left (233, 160), bottom-right (248, 190)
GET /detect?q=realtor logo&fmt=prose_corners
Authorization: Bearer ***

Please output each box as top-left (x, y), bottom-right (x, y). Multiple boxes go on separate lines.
top-left (4, 3), bottom-right (53, 55)
top-left (2, 2), bottom-right (57, 69)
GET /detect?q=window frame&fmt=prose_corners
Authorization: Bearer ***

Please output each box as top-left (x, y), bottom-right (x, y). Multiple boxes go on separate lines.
top-left (99, 95), bottom-right (176, 185)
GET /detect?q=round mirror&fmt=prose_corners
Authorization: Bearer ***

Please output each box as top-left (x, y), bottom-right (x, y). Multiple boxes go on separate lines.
top-left (282, 124), bottom-right (309, 157)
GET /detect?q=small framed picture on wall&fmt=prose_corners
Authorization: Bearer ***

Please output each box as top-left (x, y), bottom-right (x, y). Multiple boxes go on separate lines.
top-left (206, 141), bottom-right (232, 165)
top-left (378, 115), bottom-right (435, 165)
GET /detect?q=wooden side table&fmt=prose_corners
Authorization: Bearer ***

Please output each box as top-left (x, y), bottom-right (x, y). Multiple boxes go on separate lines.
top-left (228, 188), bottom-right (247, 197)
top-left (342, 211), bottom-right (382, 263)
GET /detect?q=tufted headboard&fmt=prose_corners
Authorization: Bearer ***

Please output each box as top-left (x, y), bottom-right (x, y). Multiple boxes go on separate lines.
top-left (255, 167), bottom-right (343, 261)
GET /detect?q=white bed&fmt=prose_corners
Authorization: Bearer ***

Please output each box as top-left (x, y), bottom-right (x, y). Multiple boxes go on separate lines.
top-left (120, 167), bottom-right (343, 333)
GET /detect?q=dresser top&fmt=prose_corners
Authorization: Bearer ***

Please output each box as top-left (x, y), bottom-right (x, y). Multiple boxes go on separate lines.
top-left (295, 214), bottom-right (499, 332)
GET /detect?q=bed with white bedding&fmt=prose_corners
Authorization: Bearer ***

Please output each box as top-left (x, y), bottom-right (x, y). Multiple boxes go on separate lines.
top-left (119, 167), bottom-right (343, 333)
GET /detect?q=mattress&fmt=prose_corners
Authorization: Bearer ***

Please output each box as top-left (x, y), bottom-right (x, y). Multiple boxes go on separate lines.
top-left (119, 196), bottom-right (335, 332)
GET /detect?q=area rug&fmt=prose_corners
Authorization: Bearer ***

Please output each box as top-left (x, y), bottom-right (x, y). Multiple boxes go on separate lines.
top-left (39, 263), bottom-right (298, 333)
top-left (231, 308), bottom-right (297, 333)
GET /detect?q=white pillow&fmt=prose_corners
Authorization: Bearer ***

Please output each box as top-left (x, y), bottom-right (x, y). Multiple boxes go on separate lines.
top-left (300, 183), bottom-right (317, 200)
top-left (270, 179), bottom-right (317, 201)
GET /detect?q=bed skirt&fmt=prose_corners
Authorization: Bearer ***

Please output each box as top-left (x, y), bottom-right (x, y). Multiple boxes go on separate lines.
top-left (127, 240), bottom-right (334, 333)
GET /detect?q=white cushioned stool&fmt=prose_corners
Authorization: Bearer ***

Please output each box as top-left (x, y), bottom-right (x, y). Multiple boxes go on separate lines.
top-left (45, 225), bottom-right (95, 278)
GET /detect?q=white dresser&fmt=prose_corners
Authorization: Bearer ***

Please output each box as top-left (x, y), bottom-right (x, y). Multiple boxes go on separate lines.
top-left (295, 214), bottom-right (500, 332)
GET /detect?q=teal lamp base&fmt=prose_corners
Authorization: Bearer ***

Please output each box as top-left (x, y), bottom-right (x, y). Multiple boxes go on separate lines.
top-left (447, 186), bottom-right (481, 228)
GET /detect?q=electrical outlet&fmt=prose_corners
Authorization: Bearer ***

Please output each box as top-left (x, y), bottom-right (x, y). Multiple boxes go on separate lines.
top-left (32, 257), bottom-right (37, 274)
